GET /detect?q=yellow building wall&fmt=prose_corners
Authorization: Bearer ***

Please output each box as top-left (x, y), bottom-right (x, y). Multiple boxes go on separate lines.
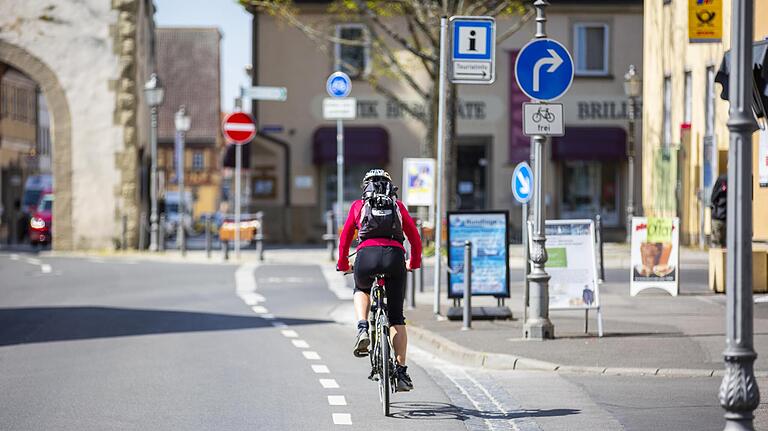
top-left (754, 1), bottom-right (768, 241)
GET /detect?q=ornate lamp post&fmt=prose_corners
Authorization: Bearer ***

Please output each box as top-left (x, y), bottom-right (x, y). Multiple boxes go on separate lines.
top-left (144, 73), bottom-right (164, 251)
top-left (623, 65), bottom-right (641, 243)
top-left (174, 105), bottom-right (191, 256)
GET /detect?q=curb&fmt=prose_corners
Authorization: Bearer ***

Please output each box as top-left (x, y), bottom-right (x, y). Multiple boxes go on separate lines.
top-left (407, 324), bottom-right (767, 378)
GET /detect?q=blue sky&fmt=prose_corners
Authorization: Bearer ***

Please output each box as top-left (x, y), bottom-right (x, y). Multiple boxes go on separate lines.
top-left (155, 0), bottom-right (251, 112)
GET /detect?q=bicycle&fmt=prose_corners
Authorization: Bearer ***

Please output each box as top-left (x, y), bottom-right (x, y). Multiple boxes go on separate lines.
top-left (342, 269), bottom-right (398, 416)
top-left (532, 106), bottom-right (555, 123)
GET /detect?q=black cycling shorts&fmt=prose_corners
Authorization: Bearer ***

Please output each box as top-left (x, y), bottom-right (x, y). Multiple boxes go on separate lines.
top-left (353, 246), bottom-right (407, 326)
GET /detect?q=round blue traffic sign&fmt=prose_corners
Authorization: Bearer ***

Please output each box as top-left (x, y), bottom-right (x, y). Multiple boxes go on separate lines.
top-left (512, 162), bottom-right (533, 204)
top-left (326, 71), bottom-right (352, 98)
top-left (514, 38), bottom-right (574, 101)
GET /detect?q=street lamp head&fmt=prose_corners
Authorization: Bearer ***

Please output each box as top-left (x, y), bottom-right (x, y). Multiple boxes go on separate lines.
top-left (624, 65), bottom-right (642, 98)
top-left (175, 105), bottom-right (192, 132)
top-left (144, 73), bottom-right (165, 108)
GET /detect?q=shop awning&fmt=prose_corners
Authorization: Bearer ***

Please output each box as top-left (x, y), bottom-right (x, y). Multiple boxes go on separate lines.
top-left (312, 126), bottom-right (389, 165)
top-left (551, 126), bottom-right (627, 161)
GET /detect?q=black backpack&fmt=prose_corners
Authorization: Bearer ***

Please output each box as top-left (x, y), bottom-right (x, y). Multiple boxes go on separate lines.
top-left (357, 180), bottom-right (405, 242)
top-left (710, 175), bottom-right (727, 221)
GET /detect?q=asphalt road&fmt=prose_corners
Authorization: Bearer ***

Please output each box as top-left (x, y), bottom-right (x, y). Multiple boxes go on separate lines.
top-left (0, 252), bottom-right (762, 430)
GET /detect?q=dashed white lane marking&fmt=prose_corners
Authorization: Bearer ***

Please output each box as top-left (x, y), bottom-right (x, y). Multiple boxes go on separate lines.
top-left (312, 365), bottom-right (330, 374)
top-left (319, 378), bottom-right (339, 389)
top-left (281, 330), bottom-right (299, 338)
top-left (25, 258), bottom-right (41, 265)
top-left (40, 264), bottom-right (52, 274)
top-left (261, 313), bottom-right (276, 320)
top-left (327, 395), bottom-right (347, 406)
top-left (10, 254), bottom-right (19, 261)
top-left (292, 339), bottom-right (310, 348)
top-left (303, 351), bottom-right (321, 360)
top-left (271, 321), bottom-right (288, 328)
top-left (251, 305), bottom-right (269, 314)
top-left (241, 292), bottom-right (266, 305)
top-left (332, 413), bottom-right (352, 425)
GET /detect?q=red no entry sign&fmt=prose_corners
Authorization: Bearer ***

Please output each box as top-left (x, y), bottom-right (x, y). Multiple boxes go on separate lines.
top-left (222, 112), bottom-right (256, 144)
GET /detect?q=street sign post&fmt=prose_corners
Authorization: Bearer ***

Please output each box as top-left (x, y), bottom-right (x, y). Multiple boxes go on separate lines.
top-left (512, 162), bottom-right (533, 204)
top-left (523, 102), bottom-right (564, 136)
top-left (514, 38), bottom-right (574, 101)
top-left (449, 16), bottom-right (496, 84)
top-left (222, 112), bottom-right (256, 260)
top-left (326, 72), bottom-right (352, 233)
top-left (241, 86), bottom-right (287, 102)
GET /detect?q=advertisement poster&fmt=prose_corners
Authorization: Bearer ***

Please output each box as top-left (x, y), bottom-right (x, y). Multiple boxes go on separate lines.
top-left (760, 128), bottom-right (768, 187)
top-left (542, 220), bottom-right (600, 310)
top-left (447, 211), bottom-right (510, 298)
top-left (402, 158), bottom-right (436, 207)
top-left (688, 0), bottom-right (722, 43)
top-left (630, 217), bottom-right (680, 296)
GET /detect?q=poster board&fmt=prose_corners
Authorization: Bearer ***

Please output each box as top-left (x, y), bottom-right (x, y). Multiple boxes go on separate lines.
top-left (688, 0), bottom-right (722, 43)
top-left (630, 216), bottom-right (680, 296)
top-left (447, 211), bottom-right (510, 299)
top-left (542, 219), bottom-right (600, 310)
top-left (402, 158), bottom-right (436, 207)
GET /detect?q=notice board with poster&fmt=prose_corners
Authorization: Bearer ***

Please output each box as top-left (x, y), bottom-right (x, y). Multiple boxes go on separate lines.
top-left (630, 217), bottom-right (680, 296)
top-left (447, 211), bottom-right (510, 299)
top-left (402, 158), bottom-right (436, 207)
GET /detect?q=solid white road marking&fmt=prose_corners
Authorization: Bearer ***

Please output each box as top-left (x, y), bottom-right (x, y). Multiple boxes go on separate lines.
top-left (320, 267), bottom-right (353, 300)
top-left (292, 339), bottom-right (310, 348)
top-left (312, 365), bottom-right (330, 374)
top-left (327, 395), bottom-right (347, 406)
top-left (241, 292), bottom-right (266, 305)
top-left (332, 413), bottom-right (352, 425)
top-left (319, 378), bottom-right (339, 389)
top-left (303, 351), bottom-right (321, 360)
top-left (281, 330), bottom-right (299, 338)
top-left (251, 305), bottom-right (269, 314)
top-left (40, 264), bottom-right (52, 274)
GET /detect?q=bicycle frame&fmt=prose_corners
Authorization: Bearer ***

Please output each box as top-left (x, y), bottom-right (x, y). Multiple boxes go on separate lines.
top-left (368, 275), bottom-right (396, 416)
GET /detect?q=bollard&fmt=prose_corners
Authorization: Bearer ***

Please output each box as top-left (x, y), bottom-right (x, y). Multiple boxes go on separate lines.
top-left (407, 269), bottom-right (416, 310)
top-left (462, 241), bottom-right (472, 331)
top-left (222, 239), bottom-right (229, 260)
top-left (121, 215), bottom-right (128, 250)
top-left (324, 210), bottom-right (336, 261)
top-left (596, 214), bottom-right (605, 283)
top-left (256, 211), bottom-right (264, 262)
top-left (158, 214), bottom-right (166, 251)
top-left (138, 212), bottom-right (146, 251)
top-left (205, 215), bottom-right (212, 259)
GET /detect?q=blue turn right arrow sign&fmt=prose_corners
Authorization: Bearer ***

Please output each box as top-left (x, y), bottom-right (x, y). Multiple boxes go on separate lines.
top-left (512, 162), bottom-right (533, 204)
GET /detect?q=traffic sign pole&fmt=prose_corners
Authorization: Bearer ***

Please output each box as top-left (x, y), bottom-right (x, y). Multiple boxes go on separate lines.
top-left (235, 143), bottom-right (242, 260)
top-left (336, 118), bottom-right (344, 235)
top-left (523, 0), bottom-right (555, 341)
top-left (222, 112), bottom-right (257, 261)
top-left (433, 16), bottom-right (448, 317)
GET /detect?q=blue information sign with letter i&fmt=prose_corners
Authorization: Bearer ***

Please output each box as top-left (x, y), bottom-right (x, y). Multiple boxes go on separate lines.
top-left (450, 16), bottom-right (496, 84)
top-left (514, 38), bottom-right (574, 101)
top-left (512, 162), bottom-right (533, 204)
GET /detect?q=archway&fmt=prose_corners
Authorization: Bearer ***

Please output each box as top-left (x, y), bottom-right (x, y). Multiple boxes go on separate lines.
top-left (0, 40), bottom-right (72, 250)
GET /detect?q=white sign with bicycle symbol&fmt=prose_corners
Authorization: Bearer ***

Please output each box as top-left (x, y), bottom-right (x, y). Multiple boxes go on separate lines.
top-left (523, 102), bottom-right (564, 136)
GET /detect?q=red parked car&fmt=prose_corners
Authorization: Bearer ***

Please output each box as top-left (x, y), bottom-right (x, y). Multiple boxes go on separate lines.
top-left (29, 192), bottom-right (53, 246)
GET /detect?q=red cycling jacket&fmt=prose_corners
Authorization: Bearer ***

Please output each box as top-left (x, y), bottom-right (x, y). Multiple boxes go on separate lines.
top-left (337, 199), bottom-right (422, 272)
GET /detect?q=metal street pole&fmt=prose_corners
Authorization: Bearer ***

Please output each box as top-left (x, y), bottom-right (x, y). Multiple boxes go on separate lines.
top-left (235, 143), bottom-right (242, 260)
top-left (523, 0), bottom-right (554, 340)
top-left (433, 16), bottom-right (448, 316)
top-left (719, 0), bottom-right (760, 428)
top-left (626, 96), bottom-right (636, 243)
top-left (522, 202), bottom-right (529, 324)
top-left (176, 129), bottom-right (186, 257)
top-left (336, 118), bottom-right (344, 233)
top-left (149, 105), bottom-right (159, 251)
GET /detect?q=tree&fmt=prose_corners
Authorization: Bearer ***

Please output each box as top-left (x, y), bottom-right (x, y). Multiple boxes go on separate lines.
top-left (239, 0), bottom-right (533, 210)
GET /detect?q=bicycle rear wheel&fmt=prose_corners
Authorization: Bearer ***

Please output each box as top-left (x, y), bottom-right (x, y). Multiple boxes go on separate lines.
top-left (377, 316), bottom-right (391, 416)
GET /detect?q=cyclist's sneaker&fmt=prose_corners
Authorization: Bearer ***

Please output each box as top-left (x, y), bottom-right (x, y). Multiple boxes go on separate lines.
top-left (395, 365), bottom-right (413, 392)
top-left (353, 328), bottom-right (370, 357)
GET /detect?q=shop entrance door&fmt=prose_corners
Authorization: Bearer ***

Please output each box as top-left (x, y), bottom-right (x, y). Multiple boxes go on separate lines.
top-left (560, 160), bottom-right (619, 226)
top-left (456, 137), bottom-right (490, 210)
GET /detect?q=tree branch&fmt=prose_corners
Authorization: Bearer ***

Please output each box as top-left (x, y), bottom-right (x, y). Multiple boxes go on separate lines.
top-left (496, 7), bottom-right (535, 43)
top-left (353, 0), bottom-right (438, 63)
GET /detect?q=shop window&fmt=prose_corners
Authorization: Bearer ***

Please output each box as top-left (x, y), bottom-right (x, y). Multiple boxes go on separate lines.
top-left (573, 23), bottom-right (609, 76)
top-left (335, 24), bottom-right (370, 79)
top-left (192, 151), bottom-right (205, 171)
top-left (663, 76), bottom-right (672, 146)
top-left (325, 164), bottom-right (375, 214)
top-left (705, 66), bottom-right (716, 136)
top-left (253, 176), bottom-right (277, 199)
top-left (683, 71), bottom-right (692, 125)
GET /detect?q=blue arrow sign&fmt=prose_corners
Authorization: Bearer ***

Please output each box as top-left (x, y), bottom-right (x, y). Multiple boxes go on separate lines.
top-left (514, 38), bottom-right (574, 101)
top-left (326, 71), bottom-right (352, 98)
top-left (512, 162), bottom-right (533, 204)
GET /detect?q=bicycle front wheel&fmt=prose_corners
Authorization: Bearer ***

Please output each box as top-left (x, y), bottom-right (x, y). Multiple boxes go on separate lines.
top-left (377, 318), bottom-right (391, 416)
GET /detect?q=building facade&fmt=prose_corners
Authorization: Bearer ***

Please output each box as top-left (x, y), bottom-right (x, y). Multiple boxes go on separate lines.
top-left (246, 1), bottom-right (643, 243)
top-left (0, 0), bottom-right (156, 249)
top-left (156, 27), bottom-right (223, 220)
top-left (643, 0), bottom-right (768, 244)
